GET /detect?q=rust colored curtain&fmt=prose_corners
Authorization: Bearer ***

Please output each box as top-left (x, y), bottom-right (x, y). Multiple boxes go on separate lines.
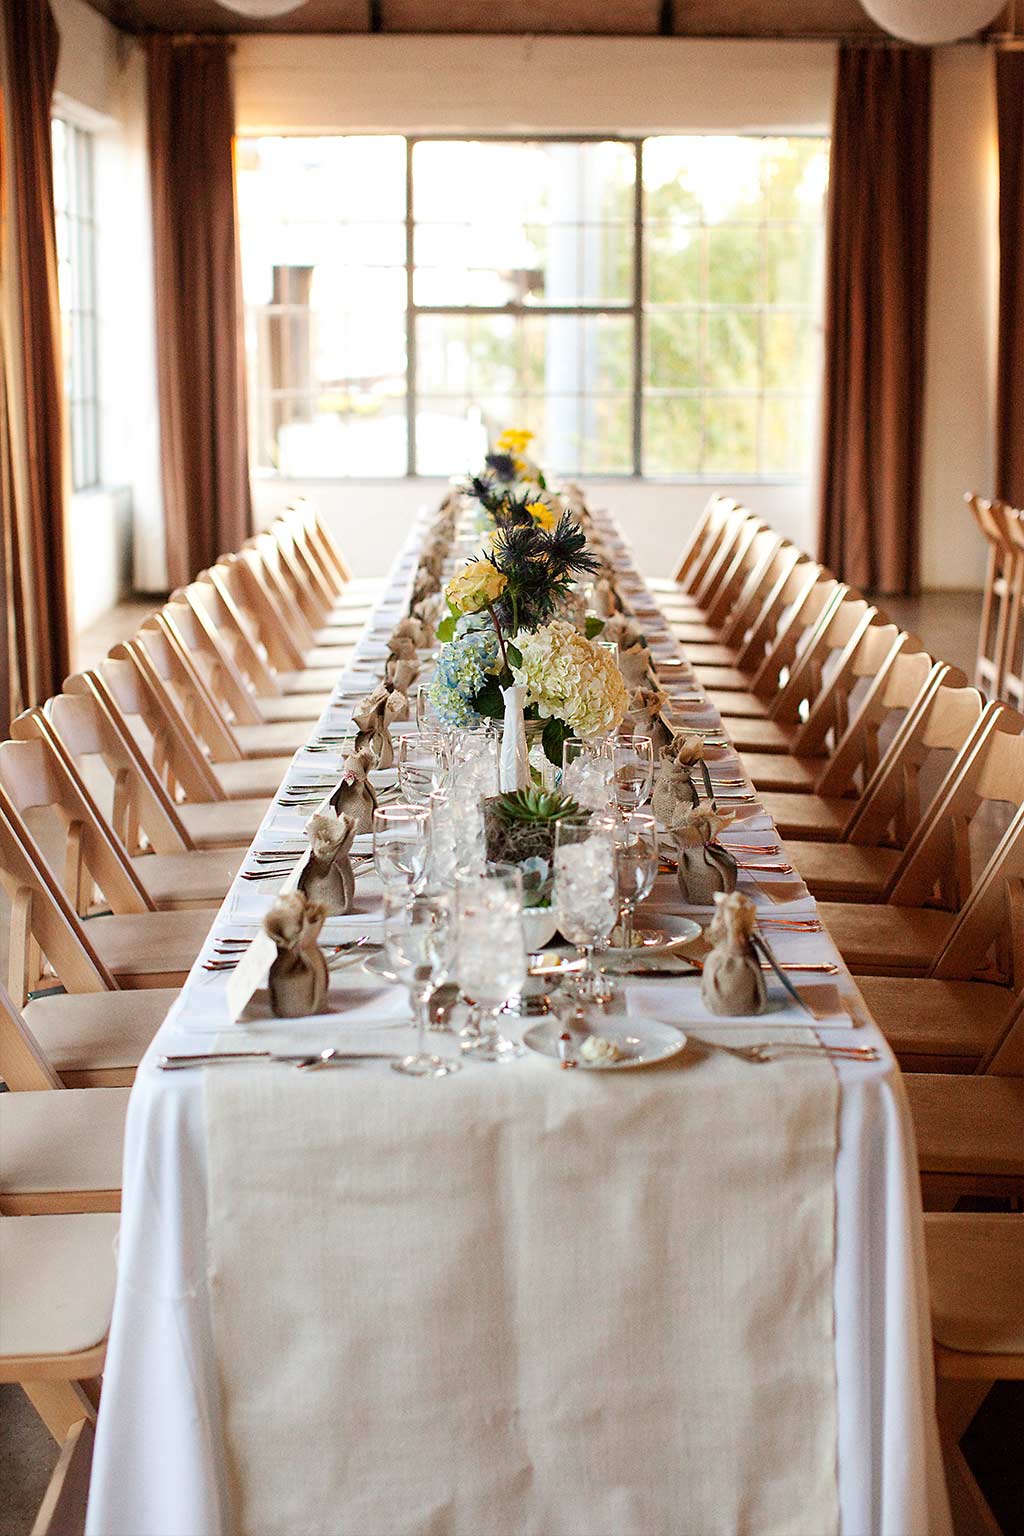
top-left (147, 36), bottom-right (251, 590)
top-left (818, 45), bottom-right (932, 597)
top-left (996, 49), bottom-right (1024, 508)
top-left (0, 0), bottom-right (71, 732)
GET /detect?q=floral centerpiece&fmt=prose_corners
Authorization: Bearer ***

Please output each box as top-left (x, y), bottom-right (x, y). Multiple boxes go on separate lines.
top-left (429, 467), bottom-right (628, 764)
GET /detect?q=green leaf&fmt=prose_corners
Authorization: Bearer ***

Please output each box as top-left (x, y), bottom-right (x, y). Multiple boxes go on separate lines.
top-left (474, 677), bottom-right (505, 720)
top-left (536, 471), bottom-right (548, 489)
top-left (436, 614), bottom-right (456, 643)
top-left (541, 716), bottom-right (573, 769)
top-left (585, 616), bottom-right (605, 639)
top-left (506, 643), bottom-right (523, 670)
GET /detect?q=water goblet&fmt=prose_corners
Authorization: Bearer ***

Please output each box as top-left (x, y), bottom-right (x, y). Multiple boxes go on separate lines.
top-left (386, 890), bottom-right (461, 1078)
top-left (561, 736), bottom-right (615, 812)
top-left (612, 732), bottom-right (654, 818)
top-left (372, 803), bottom-right (431, 894)
top-left (553, 819), bottom-right (619, 1011)
top-left (613, 812), bottom-right (659, 952)
top-left (398, 731), bottom-right (451, 806)
top-left (454, 863), bottom-right (528, 1061)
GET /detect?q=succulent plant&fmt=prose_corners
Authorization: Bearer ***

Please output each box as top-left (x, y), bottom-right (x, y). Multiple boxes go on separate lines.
top-left (491, 787), bottom-right (585, 824)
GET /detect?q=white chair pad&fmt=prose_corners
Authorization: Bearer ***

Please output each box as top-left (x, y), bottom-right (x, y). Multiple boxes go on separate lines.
top-left (926, 1213), bottom-right (1024, 1356)
top-left (0, 1089), bottom-right (129, 1195)
top-left (0, 1213), bottom-right (118, 1360)
top-left (23, 989), bottom-right (175, 1075)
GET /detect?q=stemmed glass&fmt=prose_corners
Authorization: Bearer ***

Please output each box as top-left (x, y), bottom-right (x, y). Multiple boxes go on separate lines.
top-left (386, 891), bottom-right (461, 1078)
top-left (613, 812), bottom-right (659, 952)
top-left (454, 864), bottom-right (528, 1061)
top-left (398, 731), bottom-right (451, 805)
top-left (560, 737), bottom-right (615, 812)
top-left (372, 804), bottom-right (431, 894)
top-left (612, 732), bottom-right (655, 819)
top-left (553, 818), bottom-right (619, 1010)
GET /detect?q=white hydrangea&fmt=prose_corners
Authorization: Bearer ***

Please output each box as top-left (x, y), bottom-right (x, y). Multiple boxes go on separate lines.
top-left (513, 619), bottom-right (629, 739)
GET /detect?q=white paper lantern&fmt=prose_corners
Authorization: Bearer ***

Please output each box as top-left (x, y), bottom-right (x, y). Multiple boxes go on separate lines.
top-left (860, 0), bottom-right (1005, 44)
top-left (215, 0), bottom-right (308, 16)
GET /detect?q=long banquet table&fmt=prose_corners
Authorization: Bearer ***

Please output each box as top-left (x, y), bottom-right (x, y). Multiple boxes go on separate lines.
top-left (86, 506), bottom-right (952, 1536)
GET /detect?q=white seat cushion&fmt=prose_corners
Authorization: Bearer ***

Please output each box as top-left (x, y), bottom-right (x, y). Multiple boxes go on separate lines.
top-left (23, 989), bottom-right (175, 1078)
top-left (0, 1089), bottom-right (129, 1197)
top-left (926, 1213), bottom-right (1024, 1356)
top-left (0, 1213), bottom-right (119, 1360)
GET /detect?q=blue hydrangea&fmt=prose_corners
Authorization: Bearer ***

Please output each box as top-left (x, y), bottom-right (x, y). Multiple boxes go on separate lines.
top-left (428, 620), bottom-right (501, 727)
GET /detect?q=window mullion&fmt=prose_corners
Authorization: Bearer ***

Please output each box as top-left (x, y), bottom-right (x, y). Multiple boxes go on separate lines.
top-left (633, 139), bottom-right (643, 479)
top-left (405, 136), bottom-right (416, 478)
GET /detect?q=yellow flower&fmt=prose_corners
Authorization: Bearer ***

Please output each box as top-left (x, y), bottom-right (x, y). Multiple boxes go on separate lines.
top-left (496, 428), bottom-right (535, 456)
top-left (445, 558), bottom-right (508, 615)
top-left (525, 500), bottom-right (557, 531)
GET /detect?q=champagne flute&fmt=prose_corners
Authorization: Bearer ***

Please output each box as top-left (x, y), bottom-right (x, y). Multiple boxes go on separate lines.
top-left (613, 732), bottom-right (654, 818)
top-left (613, 812), bottom-right (659, 952)
top-left (553, 819), bottom-right (618, 1012)
top-left (386, 891), bottom-right (461, 1078)
top-left (372, 804), bottom-right (431, 893)
top-left (398, 731), bottom-right (451, 805)
top-left (454, 864), bottom-right (527, 1061)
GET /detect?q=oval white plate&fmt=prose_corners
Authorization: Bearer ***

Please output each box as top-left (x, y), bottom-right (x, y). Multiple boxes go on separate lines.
top-left (523, 1018), bottom-right (687, 1071)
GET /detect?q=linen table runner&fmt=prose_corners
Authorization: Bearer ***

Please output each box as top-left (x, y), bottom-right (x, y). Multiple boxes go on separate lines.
top-left (206, 1051), bottom-right (840, 1536)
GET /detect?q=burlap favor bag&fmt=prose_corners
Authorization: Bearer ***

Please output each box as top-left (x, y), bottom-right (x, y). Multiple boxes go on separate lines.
top-left (330, 748), bottom-right (378, 834)
top-left (624, 687), bottom-right (675, 754)
top-left (619, 639), bottom-right (658, 691)
top-left (265, 892), bottom-right (329, 1019)
top-left (651, 734), bottom-right (709, 825)
top-left (386, 634), bottom-right (419, 683)
top-left (392, 614), bottom-right (432, 650)
top-left (299, 811), bottom-right (357, 915)
top-left (353, 687), bottom-right (404, 769)
top-left (603, 612), bottom-right (647, 652)
top-left (700, 891), bottom-right (768, 1016)
top-left (594, 576), bottom-right (624, 618)
top-left (671, 809), bottom-right (738, 905)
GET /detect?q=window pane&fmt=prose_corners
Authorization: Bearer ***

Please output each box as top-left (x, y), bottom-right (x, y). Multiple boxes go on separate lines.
top-left (764, 226), bottom-right (819, 305)
top-left (645, 311), bottom-right (700, 390)
top-left (414, 311), bottom-right (632, 475)
top-left (412, 140), bottom-right (635, 307)
top-left (706, 226), bottom-right (760, 305)
top-left (704, 397), bottom-right (758, 474)
top-left (51, 120), bottom-right (99, 490)
top-left (238, 136), bottom-right (409, 478)
top-left (704, 311), bottom-right (759, 390)
top-left (643, 395), bottom-right (701, 476)
top-left (762, 397), bottom-right (814, 475)
top-left (645, 221), bottom-right (702, 306)
top-left (763, 313), bottom-right (815, 390)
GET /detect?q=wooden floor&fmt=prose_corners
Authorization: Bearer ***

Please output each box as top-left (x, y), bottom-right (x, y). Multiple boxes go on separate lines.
top-left (2, 588), bottom-right (1022, 1536)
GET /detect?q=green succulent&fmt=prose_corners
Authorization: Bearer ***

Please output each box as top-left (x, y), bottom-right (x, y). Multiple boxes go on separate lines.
top-left (492, 788), bottom-right (585, 825)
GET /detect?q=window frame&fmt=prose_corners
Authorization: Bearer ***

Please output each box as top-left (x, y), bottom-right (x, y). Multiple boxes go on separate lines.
top-left (240, 130), bottom-right (827, 484)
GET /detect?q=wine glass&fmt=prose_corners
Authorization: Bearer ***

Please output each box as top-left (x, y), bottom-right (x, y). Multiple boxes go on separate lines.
top-left (613, 812), bottom-right (659, 952)
top-left (612, 732), bottom-right (654, 818)
top-left (372, 804), bottom-right (431, 894)
top-left (415, 684), bottom-right (439, 732)
top-left (386, 891), bottom-right (461, 1078)
top-left (561, 736), bottom-right (615, 812)
top-left (553, 819), bottom-right (618, 1010)
top-left (454, 864), bottom-right (527, 1061)
top-left (398, 731), bottom-right (451, 805)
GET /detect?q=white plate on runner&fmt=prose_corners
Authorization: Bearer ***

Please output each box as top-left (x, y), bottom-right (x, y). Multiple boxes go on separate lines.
top-left (523, 1017), bottom-right (687, 1070)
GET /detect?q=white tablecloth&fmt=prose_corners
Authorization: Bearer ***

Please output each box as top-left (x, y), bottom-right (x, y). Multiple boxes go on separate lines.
top-left (86, 509), bottom-right (952, 1536)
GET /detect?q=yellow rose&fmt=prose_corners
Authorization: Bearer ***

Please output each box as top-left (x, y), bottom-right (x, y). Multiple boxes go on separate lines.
top-left (496, 428), bottom-right (535, 455)
top-left (525, 500), bottom-right (557, 531)
top-left (445, 558), bottom-right (508, 615)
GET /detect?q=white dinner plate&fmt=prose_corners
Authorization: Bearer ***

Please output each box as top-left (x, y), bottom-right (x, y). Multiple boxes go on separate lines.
top-left (523, 1017), bottom-right (687, 1070)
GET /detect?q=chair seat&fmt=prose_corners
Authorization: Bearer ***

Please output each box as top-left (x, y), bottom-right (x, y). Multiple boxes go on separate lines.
top-left (0, 1089), bottom-right (129, 1212)
top-left (680, 644), bottom-right (736, 668)
top-left (231, 721), bottom-right (312, 759)
top-left (0, 1213), bottom-right (118, 1364)
top-left (180, 798), bottom-right (266, 848)
top-left (305, 644), bottom-right (358, 670)
top-left (23, 989), bottom-right (176, 1084)
top-left (739, 751), bottom-right (820, 792)
top-left (85, 909), bottom-right (212, 986)
top-left (723, 717), bottom-right (795, 753)
top-left (909, 1079), bottom-right (1024, 1179)
top-left (760, 791), bottom-right (852, 841)
top-left (278, 667), bottom-right (344, 695)
top-left (254, 693), bottom-right (327, 725)
top-left (213, 756), bottom-right (295, 799)
top-left (816, 902), bottom-right (955, 974)
top-left (855, 977), bottom-right (1015, 1067)
top-left (704, 689), bottom-right (769, 718)
top-left (132, 848), bottom-right (242, 907)
top-left (783, 841), bottom-right (901, 900)
top-left (672, 624), bottom-right (722, 646)
top-left (693, 666), bottom-right (751, 693)
top-left (925, 1213), bottom-right (1024, 1356)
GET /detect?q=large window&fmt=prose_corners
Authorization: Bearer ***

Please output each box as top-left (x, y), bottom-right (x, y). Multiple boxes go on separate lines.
top-left (237, 134), bottom-right (828, 481)
top-left (51, 118), bottom-right (100, 491)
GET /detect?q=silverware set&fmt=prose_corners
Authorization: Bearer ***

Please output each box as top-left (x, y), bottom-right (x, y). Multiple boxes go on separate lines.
top-left (202, 934), bottom-right (378, 973)
top-left (157, 1047), bottom-right (399, 1072)
top-left (689, 1036), bottom-right (878, 1064)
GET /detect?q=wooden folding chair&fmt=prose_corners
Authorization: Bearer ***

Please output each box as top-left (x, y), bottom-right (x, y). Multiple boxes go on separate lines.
top-left (925, 1212), bottom-right (1024, 1536)
top-left (671, 529), bottom-right (791, 669)
top-left (967, 493), bottom-right (1020, 700)
top-left (0, 981), bottom-right (127, 1217)
top-left (647, 493), bottom-right (740, 598)
top-left (0, 745), bottom-right (214, 988)
top-left (30, 1415), bottom-right (96, 1536)
top-left (670, 521), bottom-right (779, 649)
top-left (192, 570), bottom-right (337, 700)
top-left (0, 1212), bottom-right (117, 1442)
top-left (817, 707), bottom-right (1024, 975)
